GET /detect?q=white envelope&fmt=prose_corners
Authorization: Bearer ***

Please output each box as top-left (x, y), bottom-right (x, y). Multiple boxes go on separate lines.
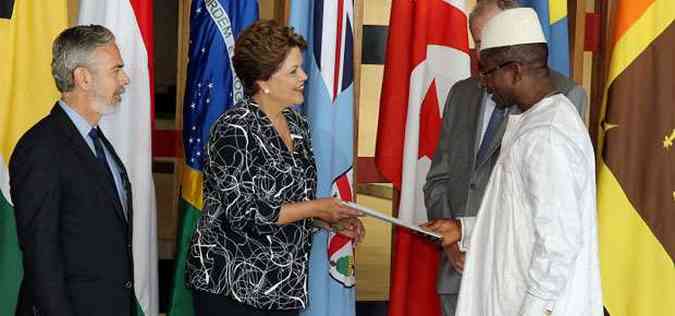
top-left (341, 201), bottom-right (441, 240)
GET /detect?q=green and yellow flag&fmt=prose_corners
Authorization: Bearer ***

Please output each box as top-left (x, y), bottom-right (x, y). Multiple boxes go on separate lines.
top-left (597, 1), bottom-right (675, 315)
top-left (0, 1), bottom-right (68, 314)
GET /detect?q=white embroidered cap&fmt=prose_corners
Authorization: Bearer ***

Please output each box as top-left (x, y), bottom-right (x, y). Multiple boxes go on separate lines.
top-left (479, 7), bottom-right (547, 52)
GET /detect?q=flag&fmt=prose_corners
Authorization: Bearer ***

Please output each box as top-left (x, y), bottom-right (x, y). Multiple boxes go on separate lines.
top-left (289, 1), bottom-right (356, 315)
top-left (0, 1), bottom-right (67, 314)
top-left (167, 1), bottom-right (258, 315)
top-left (78, 0), bottom-right (158, 314)
top-left (0, 156), bottom-right (22, 315)
top-left (520, 0), bottom-right (570, 76)
top-left (374, 1), bottom-right (470, 315)
top-left (0, 155), bottom-right (23, 315)
top-left (596, 1), bottom-right (674, 315)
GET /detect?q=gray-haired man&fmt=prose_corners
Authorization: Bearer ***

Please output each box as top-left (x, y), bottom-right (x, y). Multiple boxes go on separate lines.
top-left (11, 25), bottom-right (135, 316)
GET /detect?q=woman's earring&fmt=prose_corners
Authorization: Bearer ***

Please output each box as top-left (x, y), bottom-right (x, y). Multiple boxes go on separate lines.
top-left (263, 88), bottom-right (270, 94)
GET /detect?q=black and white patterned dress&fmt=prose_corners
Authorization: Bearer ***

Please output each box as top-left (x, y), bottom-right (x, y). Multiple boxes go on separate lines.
top-left (186, 99), bottom-right (317, 310)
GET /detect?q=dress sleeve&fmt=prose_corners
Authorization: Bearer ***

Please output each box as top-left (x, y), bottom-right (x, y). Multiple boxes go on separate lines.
top-left (202, 120), bottom-right (282, 235)
top-left (517, 128), bottom-right (588, 315)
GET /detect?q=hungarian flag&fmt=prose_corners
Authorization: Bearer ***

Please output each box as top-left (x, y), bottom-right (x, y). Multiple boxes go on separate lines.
top-left (0, 1), bottom-right (68, 314)
top-left (597, 1), bottom-right (675, 315)
top-left (289, 1), bottom-right (357, 315)
top-left (78, 1), bottom-right (158, 315)
top-left (374, 1), bottom-right (470, 315)
top-left (167, 1), bottom-right (258, 315)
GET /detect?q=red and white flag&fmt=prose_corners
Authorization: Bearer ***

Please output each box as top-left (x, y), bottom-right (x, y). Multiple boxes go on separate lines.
top-left (78, 1), bottom-right (158, 315)
top-left (375, 1), bottom-right (470, 315)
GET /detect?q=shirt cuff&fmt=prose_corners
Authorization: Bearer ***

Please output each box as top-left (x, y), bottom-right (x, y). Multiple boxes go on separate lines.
top-left (457, 216), bottom-right (476, 252)
top-left (519, 293), bottom-right (553, 316)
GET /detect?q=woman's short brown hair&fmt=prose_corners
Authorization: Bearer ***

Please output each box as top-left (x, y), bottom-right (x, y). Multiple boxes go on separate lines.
top-left (233, 20), bottom-right (307, 97)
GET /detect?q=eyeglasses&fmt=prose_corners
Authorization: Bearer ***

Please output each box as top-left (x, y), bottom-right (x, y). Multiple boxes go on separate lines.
top-left (479, 61), bottom-right (518, 79)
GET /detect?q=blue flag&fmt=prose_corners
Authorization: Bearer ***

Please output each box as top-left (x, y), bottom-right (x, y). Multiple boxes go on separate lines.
top-left (168, 1), bottom-right (257, 315)
top-left (289, 1), bottom-right (357, 316)
top-left (520, 0), bottom-right (571, 77)
top-left (183, 0), bottom-right (258, 171)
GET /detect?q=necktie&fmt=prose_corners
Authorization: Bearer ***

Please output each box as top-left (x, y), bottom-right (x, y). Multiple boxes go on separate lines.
top-left (89, 128), bottom-right (124, 218)
top-left (476, 106), bottom-right (506, 163)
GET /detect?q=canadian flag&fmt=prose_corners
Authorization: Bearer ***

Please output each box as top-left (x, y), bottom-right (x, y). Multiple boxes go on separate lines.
top-left (375, 1), bottom-right (470, 315)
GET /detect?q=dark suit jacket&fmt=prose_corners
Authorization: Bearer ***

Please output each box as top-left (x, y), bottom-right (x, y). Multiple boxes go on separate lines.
top-left (423, 71), bottom-right (587, 295)
top-left (10, 103), bottom-right (134, 316)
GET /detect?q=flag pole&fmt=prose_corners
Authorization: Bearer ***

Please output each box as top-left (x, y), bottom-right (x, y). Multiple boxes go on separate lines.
top-left (353, 0), bottom-right (364, 204)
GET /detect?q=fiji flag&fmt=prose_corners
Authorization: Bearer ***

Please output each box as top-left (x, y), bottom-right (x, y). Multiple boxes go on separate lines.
top-left (289, 1), bottom-right (357, 316)
top-left (521, 0), bottom-right (570, 77)
top-left (167, 1), bottom-right (258, 315)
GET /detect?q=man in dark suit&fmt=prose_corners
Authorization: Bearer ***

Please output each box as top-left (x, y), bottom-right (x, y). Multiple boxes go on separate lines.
top-left (422, 1), bottom-right (588, 315)
top-left (10, 25), bottom-right (134, 316)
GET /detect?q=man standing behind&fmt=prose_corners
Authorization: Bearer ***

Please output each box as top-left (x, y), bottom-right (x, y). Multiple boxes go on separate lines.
top-left (422, 1), bottom-right (587, 315)
top-left (10, 25), bottom-right (135, 316)
top-left (427, 8), bottom-right (602, 316)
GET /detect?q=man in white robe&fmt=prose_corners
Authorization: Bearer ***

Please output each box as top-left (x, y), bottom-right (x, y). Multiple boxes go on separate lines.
top-left (424, 8), bottom-right (603, 316)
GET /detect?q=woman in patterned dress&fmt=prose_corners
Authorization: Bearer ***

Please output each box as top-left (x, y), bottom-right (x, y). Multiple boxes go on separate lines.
top-left (186, 20), bottom-right (364, 316)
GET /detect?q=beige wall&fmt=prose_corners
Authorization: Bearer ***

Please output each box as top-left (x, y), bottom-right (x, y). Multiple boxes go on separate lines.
top-left (259, 0), bottom-right (276, 20)
top-left (354, 0), bottom-right (391, 301)
top-left (583, 0), bottom-right (595, 123)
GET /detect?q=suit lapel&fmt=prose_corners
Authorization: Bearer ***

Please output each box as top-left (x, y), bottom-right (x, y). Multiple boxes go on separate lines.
top-left (461, 81), bottom-right (483, 158)
top-left (51, 105), bottom-right (128, 224)
top-left (468, 89), bottom-right (490, 169)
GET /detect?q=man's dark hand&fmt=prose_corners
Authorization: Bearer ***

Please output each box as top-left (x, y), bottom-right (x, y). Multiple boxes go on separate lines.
top-left (421, 218), bottom-right (462, 246)
top-left (444, 241), bottom-right (465, 273)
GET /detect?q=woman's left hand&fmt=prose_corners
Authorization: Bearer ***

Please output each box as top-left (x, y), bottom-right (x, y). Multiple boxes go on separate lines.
top-left (332, 217), bottom-right (366, 245)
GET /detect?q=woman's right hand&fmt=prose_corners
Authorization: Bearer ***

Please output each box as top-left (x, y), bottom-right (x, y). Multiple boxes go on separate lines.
top-left (314, 197), bottom-right (362, 224)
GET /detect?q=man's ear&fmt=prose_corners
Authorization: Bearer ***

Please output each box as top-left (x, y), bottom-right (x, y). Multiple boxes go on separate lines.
top-left (511, 63), bottom-right (524, 84)
top-left (73, 66), bottom-right (92, 90)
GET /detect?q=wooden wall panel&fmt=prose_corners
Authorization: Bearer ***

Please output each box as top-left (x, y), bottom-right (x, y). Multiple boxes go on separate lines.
top-left (355, 0), bottom-right (392, 301)
top-left (68, 0), bottom-right (78, 25)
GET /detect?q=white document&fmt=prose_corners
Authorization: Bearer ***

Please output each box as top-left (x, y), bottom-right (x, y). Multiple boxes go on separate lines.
top-left (341, 201), bottom-right (441, 240)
